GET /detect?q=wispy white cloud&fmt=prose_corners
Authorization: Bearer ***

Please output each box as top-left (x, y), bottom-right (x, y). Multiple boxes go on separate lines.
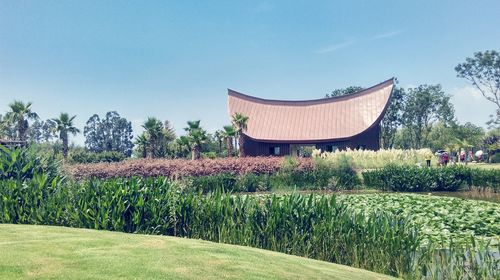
top-left (316, 30), bottom-right (402, 54)
top-left (370, 30), bottom-right (402, 40)
top-left (316, 40), bottom-right (355, 54)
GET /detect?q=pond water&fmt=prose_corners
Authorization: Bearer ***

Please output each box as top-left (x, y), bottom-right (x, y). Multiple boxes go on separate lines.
top-left (252, 189), bottom-right (500, 203)
top-left (418, 191), bottom-right (500, 203)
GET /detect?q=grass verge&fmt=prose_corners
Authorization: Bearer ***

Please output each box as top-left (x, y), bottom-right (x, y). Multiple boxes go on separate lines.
top-left (0, 224), bottom-right (394, 280)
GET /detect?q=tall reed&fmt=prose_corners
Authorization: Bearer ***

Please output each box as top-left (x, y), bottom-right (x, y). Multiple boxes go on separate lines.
top-left (1, 176), bottom-right (498, 278)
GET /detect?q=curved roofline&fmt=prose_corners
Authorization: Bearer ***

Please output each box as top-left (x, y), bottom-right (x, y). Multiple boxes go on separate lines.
top-left (236, 80), bottom-right (396, 142)
top-left (228, 77), bottom-right (394, 106)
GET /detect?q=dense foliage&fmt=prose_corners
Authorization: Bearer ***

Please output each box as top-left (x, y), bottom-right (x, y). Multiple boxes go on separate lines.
top-left (362, 165), bottom-right (500, 192)
top-left (68, 157), bottom-right (312, 179)
top-left (69, 150), bottom-right (126, 164)
top-left (68, 156), bottom-right (361, 191)
top-left (0, 176), bottom-right (497, 279)
top-left (187, 159), bottom-right (359, 193)
top-left (313, 148), bottom-right (432, 169)
top-left (135, 118), bottom-right (176, 158)
top-left (2, 147), bottom-right (500, 278)
top-left (456, 50), bottom-right (500, 127)
top-left (339, 194), bottom-right (500, 246)
top-left (0, 145), bottom-right (61, 182)
top-left (84, 111), bottom-right (134, 157)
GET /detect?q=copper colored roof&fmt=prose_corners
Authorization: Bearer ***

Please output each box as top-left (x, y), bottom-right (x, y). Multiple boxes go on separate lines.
top-left (227, 78), bottom-right (394, 142)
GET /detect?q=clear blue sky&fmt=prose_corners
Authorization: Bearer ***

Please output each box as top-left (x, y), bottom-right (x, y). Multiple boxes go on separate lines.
top-left (1, 1), bottom-right (499, 144)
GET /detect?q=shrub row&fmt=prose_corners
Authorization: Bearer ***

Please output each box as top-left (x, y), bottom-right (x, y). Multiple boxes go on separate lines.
top-left (363, 165), bottom-right (500, 192)
top-left (186, 156), bottom-right (360, 192)
top-left (69, 150), bottom-right (126, 164)
top-left (68, 157), bottom-right (314, 179)
top-left (68, 156), bottom-right (362, 191)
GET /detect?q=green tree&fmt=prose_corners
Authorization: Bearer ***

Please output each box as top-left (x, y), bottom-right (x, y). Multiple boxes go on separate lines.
top-left (427, 122), bottom-right (484, 152)
top-left (0, 114), bottom-right (16, 139)
top-left (52, 113), bottom-right (80, 159)
top-left (5, 101), bottom-right (38, 141)
top-left (83, 112), bottom-right (134, 157)
top-left (483, 129), bottom-right (500, 162)
top-left (162, 121), bottom-right (176, 142)
top-left (455, 50), bottom-right (500, 127)
top-left (158, 120), bottom-right (176, 157)
top-left (184, 120), bottom-right (207, 160)
top-left (28, 119), bottom-right (57, 143)
top-left (84, 114), bottom-right (102, 152)
top-left (381, 87), bottom-right (405, 148)
top-left (142, 117), bottom-right (164, 158)
top-left (401, 85), bottom-right (455, 149)
top-left (214, 129), bottom-right (224, 155)
top-left (326, 86), bottom-right (364, 98)
top-left (222, 125), bottom-right (236, 157)
top-left (0, 114), bottom-right (5, 138)
top-left (134, 133), bottom-right (149, 158)
top-left (174, 135), bottom-right (191, 159)
top-left (231, 113), bottom-right (249, 157)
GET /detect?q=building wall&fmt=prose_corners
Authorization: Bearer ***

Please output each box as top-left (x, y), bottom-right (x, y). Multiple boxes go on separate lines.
top-left (243, 124), bottom-right (380, 156)
top-left (316, 124), bottom-right (380, 152)
top-left (243, 136), bottom-right (290, 156)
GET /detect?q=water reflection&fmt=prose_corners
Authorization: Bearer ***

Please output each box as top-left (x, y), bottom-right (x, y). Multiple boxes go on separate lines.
top-left (416, 191), bottom-right (500, 203)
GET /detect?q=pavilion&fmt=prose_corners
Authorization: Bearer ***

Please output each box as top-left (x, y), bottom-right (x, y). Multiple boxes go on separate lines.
top-left (227, 78), bottom-right (395, 156)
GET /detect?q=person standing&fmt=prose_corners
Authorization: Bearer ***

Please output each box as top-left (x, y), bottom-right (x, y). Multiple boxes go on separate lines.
top-left (460, 150), bottom-right (466, 164)
top-left (443, 152), bottom-right (449, 166)
top-left (468, 150), bottom-right (474, 162)
top-left (425, 152), bottom-right (432, 167)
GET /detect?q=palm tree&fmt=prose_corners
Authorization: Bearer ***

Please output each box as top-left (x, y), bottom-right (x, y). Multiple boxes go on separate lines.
top-left (5, 101), bottom-right (38, 141)
top-left (175, 135), bottom-right (191, 158)
top-left (222, 125), bottom-right (236, 157)
top-left (184, 120), bottom-right (201, 133)
top-left (134, 133), bottom-right (149, 158)
top-left (52, 113), bottom-right (80, 159)
top-left (214, 129), bottom-right (224, 155)
top-left (188, 129), bottom-right (208, 160)
top-left (142, 117), bottom-right (163, 158)
top-left (231, 113), bottom-right (249, 157)
top-left (0, 114), bottom-right (7, 139)
top-left (184, 120), bottom-right (207, 160)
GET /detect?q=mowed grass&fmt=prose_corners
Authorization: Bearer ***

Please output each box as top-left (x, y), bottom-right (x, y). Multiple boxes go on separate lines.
top-left (0, 224), bottom-right (394, 280)
top-left (470, 163), bottom-right (500, 170)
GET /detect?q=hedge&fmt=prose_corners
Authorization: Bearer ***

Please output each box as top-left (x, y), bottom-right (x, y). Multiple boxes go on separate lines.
top-left (362, 165), bottom-right (499, 192)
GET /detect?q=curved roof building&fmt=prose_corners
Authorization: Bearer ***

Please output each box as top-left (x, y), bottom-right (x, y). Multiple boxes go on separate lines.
top-left (228, 78), bottom-right (395, 156)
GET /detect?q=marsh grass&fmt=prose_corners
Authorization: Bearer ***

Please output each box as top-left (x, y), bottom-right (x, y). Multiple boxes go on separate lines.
top-left (1, 176), bottom-right (499, 279)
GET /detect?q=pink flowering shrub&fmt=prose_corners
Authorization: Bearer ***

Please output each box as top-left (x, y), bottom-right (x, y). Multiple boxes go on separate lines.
top-left (68, 157), bottom-right (314, 179)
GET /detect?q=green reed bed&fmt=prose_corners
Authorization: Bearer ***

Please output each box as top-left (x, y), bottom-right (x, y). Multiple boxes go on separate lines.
top-left (1, 176), bottom-right (498, 279)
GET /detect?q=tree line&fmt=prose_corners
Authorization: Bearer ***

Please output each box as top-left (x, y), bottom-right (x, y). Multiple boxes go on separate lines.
top-left (0, 101), bottom-right (250, 161)
top-left (1, 50), bottom-right (499, 162)
top-left (326, 50), bottom-right (500, 160)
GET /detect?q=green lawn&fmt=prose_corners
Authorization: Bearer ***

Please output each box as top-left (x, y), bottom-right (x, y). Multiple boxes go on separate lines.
top-left (0, 224), bottom-right (394, 280)
top-left (469, 163), bottom-right (500, 169)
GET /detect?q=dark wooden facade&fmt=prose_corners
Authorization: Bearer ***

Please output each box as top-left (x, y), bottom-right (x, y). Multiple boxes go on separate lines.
top-left (243, 123), bottom-right (381, 156)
